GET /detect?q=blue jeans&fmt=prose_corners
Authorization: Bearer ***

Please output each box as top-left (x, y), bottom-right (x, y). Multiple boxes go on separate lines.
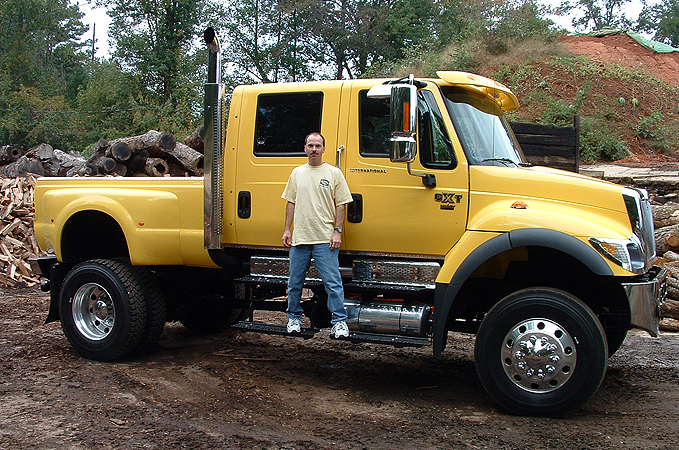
top-left (287, 244), bottom-right (347, 324)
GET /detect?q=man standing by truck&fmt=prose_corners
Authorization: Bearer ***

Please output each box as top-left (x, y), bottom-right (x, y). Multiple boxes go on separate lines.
top-left (281, 132), bottom-right (353, 338)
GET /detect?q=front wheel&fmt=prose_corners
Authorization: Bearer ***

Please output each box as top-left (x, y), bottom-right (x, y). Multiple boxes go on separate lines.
top-left (59, 259), bottom-right (147, 361)
top-left (474, 287), bottom-right (608, 417)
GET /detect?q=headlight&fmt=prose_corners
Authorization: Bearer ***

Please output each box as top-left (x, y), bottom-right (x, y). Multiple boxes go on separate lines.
top-left (589, 236), bottom-right (645, 273)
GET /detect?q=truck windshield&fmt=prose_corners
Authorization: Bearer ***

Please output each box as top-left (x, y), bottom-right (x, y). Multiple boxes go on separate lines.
top-left (441, 86), bottom-right (526, 167)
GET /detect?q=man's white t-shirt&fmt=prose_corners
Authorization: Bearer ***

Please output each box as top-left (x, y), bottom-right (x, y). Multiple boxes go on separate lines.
top-left (281, 163), bottom-right (353, 246)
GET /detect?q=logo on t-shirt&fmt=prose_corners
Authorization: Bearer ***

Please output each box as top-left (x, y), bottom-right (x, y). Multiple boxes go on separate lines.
top-left (319, 178), bottom-right (330, 188)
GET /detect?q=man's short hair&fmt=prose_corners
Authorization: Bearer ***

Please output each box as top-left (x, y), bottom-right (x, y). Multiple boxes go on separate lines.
top-left (305, 132), bottom-right (325, 146)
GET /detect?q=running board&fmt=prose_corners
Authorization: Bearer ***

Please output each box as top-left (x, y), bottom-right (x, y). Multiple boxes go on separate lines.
top-left (231, 321), bottom-right (430, 348)
top-left (231, 321), bottom-right (319, 339)
top-left (344, 332), bottom-right (430, 348)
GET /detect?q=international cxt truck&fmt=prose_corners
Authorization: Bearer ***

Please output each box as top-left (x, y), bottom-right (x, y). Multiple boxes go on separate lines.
top-left (32, 29), bottom-right (666, 416)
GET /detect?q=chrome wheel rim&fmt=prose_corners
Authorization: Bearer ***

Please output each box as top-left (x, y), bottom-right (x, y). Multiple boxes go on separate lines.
top-left (502, 318), bottom-right (577, 393)
top-left (72, 283), bottom-right (115, 341)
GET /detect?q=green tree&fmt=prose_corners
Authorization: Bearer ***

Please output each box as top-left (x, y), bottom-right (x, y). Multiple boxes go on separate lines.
top-left (98, 0), bottom-right (204, 103)
top-left (563, 0), bottom-right (632, 31)
top-left (0, 0), bottom-right (89, 149)
top-left (637, 0), bottom-right (679, 47)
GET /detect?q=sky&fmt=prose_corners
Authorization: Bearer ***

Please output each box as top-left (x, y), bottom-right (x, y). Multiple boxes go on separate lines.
top-left (78, 0), bottom-right (650, 59)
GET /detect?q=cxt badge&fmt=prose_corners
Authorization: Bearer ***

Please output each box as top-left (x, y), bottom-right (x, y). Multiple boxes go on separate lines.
top-left (435, 192), bottom-right (463, 210)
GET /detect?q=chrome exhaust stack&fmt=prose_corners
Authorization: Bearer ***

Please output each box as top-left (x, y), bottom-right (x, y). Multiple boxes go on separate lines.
top-left (203, 27), bottom-right (224, 249)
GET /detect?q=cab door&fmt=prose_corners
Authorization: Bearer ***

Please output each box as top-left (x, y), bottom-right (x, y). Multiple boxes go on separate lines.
top-left (341, 83), bottom-right (469, 257)
top-left (232, 83), bottom-right (343, 247)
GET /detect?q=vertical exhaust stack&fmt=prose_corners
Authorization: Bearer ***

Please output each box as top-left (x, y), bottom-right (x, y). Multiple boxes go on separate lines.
top-left (203, 27), bottom-right (224, 249)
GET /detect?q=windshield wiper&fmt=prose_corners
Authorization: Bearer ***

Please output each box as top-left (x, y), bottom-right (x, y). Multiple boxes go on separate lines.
top-left (481, 158), bottom-right (533, 167)
top-left (482, 158), bottom-right (519, 166)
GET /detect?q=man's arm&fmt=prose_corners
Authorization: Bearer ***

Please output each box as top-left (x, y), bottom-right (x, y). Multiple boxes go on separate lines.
top-left (330, 203), bottom-right (346, 250)
top-left (282, 201), bottom-right (295, 248)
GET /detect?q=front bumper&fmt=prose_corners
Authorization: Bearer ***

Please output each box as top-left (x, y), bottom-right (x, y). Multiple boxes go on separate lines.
top-left (622, 266), bottom-right (667, 337)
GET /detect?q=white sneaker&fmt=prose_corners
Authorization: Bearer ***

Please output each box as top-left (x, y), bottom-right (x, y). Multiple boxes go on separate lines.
top-left (331, 321), bottom-right (349, 339)
top-left (287, 318), bottom-right (302, 333)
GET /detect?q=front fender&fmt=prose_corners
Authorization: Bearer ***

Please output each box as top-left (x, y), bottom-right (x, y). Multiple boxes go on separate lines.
top-left (432, 229), bottom-right (613, 359)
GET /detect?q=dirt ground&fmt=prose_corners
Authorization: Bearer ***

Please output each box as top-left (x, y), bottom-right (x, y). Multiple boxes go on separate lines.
top-left (1, 287), bottom-right (678, 450)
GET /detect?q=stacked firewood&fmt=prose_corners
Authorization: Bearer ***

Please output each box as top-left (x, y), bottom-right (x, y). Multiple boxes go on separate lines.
top-left (0, 175), bottom-right (45, 287)
top-left (652, 201), bottom-right (679, 331)
top-left (0, 128), bottom-right (204, 178)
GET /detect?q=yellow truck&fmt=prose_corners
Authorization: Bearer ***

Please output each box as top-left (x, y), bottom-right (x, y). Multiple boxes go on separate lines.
top-left (32, 29), bottom-right (666, 416)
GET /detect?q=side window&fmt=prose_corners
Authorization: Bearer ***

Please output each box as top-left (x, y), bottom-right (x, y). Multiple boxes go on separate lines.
top-left (359, 90), bottom-right (390, 157)
top-left (418, 91), bottom-right (456, 169)
top-left (254, 92), bottom-right (323, 156)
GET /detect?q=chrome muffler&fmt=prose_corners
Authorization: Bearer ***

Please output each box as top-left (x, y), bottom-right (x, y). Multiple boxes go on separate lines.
top-left (344, 299), bottom-right (432, 337)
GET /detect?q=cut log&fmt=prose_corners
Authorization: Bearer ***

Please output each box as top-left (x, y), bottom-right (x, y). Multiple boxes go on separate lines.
top-left (128, 150), bottom-right (149, 173)
top-left (111, 130), bottom-right (176, 156)
top-left (660, 318), bottom-right (679, 332)
top-left (53, 149), bottom-right (93, 177)
top-left (106, 142), bottom-right (132, 162)
top-left (0, 145), bottom-right (23, 164)
top-left (660, 299), bottom-right (679, 320)
top-left (655, 224), bottom-right (679, 255)
top-left (652, 203), bottom-right (679, 228)
top-left (92, 156), bottom-right (116, 174)
top-left (165, 142), bottom-right (203, 175)
top-left (111, 163), bottom-right (128, 177)
top-left (0, 155), bottom-right (44, 177)
top-left (184, 125), bottom-right (204, 154)
top-left (144, 157), bottom-right (170, 177)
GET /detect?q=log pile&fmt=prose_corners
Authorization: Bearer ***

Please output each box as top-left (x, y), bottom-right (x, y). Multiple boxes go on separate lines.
top-left (0, 128), bottom-right (204, 178)
top-left (653, 201), bottom-right (679, 331)
top-left (0, 175), bottom-right (46, 288)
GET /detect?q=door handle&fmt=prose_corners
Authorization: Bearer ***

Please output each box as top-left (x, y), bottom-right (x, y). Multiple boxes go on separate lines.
top-left (347, 193), bottom-right (362, 223)
top-left (238, 191), bottom-right (251, 219)
top-left (336, 145), bottom-right (345, 168)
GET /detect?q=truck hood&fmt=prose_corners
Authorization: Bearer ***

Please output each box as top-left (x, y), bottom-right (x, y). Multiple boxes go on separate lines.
top-left (470, 165), bottom-right (625, 209)
top-left (467, 165), bottom-right (633, 238)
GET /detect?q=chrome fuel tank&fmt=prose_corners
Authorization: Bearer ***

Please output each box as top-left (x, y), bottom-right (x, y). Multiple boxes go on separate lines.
top-left (344, 299), bottom-right (432, 337)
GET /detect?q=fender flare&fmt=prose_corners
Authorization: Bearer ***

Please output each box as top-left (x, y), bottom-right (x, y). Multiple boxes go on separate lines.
top-left (432, 228), bottom-right (613, 359)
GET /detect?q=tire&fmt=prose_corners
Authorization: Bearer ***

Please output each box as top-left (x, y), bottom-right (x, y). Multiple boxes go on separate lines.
top-left (474, 287), bottom-right (608, 417)
top-left (129, 265), bottom-right (168, 354)
top-left (59, 259), bottom-right (147, 362)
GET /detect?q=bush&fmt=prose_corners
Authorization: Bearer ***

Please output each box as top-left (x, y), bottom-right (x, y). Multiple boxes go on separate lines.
top-left (579, 118), bottom-right (629, 163)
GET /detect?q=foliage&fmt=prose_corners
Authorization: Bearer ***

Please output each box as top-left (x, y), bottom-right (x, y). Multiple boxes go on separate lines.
top-left (97, 0), bottom-right (204, 104)
top-left (579, 117), bottom-right (629, 162)
top-left (633, 112), bottom-right (671, 152)
top-left (561, 0), bottom-right (633, 31)
top-left (0, 0), bottom-right (676, 164)
top-left (637, 0), bottom-right (679, 48)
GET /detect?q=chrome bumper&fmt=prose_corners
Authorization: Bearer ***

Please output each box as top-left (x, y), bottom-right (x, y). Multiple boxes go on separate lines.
top-left (622, 266), bottom-right (667, 337)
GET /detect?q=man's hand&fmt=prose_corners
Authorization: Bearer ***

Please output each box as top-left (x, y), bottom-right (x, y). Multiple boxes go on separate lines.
top-left (330, 230), bottom-right (341, 250)
top-left (282, 230), bottom-right (292, 248)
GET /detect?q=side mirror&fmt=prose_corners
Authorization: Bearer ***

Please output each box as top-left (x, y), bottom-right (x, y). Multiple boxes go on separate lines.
top-left (389, 85), bottom-right (418, 163)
